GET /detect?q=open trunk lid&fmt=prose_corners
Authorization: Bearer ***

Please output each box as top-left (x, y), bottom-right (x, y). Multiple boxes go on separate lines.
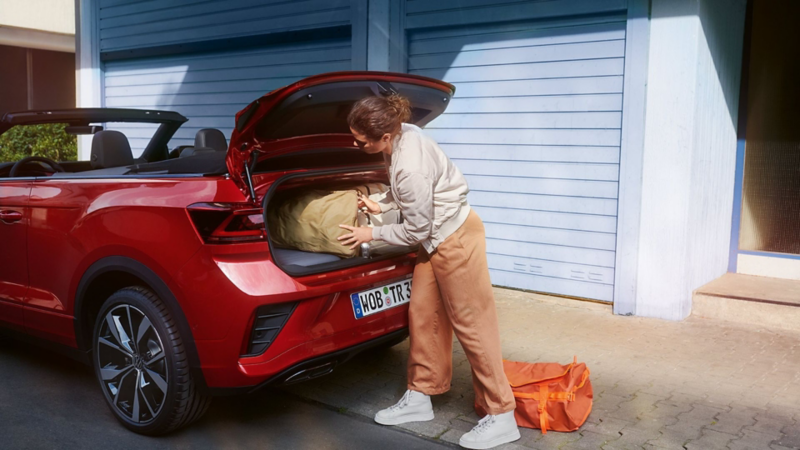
top-left (226, 71), bottom-right (455, 197)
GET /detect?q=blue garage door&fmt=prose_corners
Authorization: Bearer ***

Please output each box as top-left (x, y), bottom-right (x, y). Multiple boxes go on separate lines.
top-left (408, 17), bottom-right (626, 302)
top-left (103, 37), bottom-right (351, 155)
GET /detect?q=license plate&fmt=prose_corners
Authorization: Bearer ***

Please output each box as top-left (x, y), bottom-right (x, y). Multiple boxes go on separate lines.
top-left (350, 279), bottom-right (412, 319)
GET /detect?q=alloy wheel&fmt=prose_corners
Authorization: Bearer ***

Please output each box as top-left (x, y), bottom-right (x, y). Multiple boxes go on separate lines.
top-left (96, 304), bottom-right (168, 425)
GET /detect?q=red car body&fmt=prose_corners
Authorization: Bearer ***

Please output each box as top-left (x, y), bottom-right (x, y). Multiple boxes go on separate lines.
top-left (0, 72), bottom-right (455, 397)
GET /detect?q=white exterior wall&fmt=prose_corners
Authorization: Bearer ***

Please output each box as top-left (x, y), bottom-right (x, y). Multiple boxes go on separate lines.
top-left (0, 0), bottom-right (75, 34)
top-left (635, 0), bottom-right (746, 320)
top-left (0, 0), bottom-right (75, 52)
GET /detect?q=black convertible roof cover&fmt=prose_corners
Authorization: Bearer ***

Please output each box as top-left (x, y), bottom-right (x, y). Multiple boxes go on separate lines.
top-left (0, 108), bottom-right (189, 161)
top-left (0, 108), bottom-right (187, 133)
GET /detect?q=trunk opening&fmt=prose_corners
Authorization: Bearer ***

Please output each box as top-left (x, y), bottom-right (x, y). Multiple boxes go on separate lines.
top-left (262, 167), bottom-right (417, 277)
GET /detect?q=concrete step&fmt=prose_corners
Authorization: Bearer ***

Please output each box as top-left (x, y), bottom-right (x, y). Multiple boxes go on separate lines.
top-left (692, 272), bottom-right (800, 332)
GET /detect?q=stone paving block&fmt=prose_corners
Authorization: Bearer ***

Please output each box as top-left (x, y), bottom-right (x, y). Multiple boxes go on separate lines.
top-left (534, 430), bottom-right (582, 449)
top-left (647, 403), bottom-right (725, 448)
top-left (603, 427), bottom-right (658, 450)
top-left (278, 287), bottom-right (800, 449)
top-left (581, 417), bottom-right (636, 436)
top-left (593, 393), bottom-right (634, 416)
top-left (728, 429), bottom-right (783, 450)
top-left (707, 404), bottom-right (760, 435)
top-left (395, 420), bottom-right (450, 439)
top-left (639, 400), bottom-right (692, 428)
top-left (603, 384), bottom-right (641, 399)
top-left (773, 420), bottom-right (800, 449)
top-left (438, 429), bottom-right (464, 446)
top-left (746, 410), bottom-right (797, 436)
top-left (608, 392), bottom-right (664, 423)
top-left (515, 427), bottom-right (547, 449)
top-left (683, 429), bottom-right (737, 450)
top-left (561, 431), bottom-right (619, 449)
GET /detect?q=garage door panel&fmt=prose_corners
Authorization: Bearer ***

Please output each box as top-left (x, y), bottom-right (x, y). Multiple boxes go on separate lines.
top-left (100, 0), bottom-right (350, 38)
top-left (486, 238), bottom-right (615, 268)
top-left (405, 0), bottom-right (626, 31)
top-left (413, 58), bottom-right (624, 84)
top-left (490, 269), bottom-right (614, 301)
top-left (456, 160), bottom-right (619, 181)
top-left (106, 92), bottom-right (264, 107)
top-left (488, 254), bottom-right (615, 283)
top-left (448, 77), bottom-right (623, 98)
top-left (150, 104), bottom-right (249, 117)
top-left (443, 144), bottom-right (619, 164)
top-left (474, 206), bottom-right (616, 234)
top-left (484, 222), bottom-right (617, 250)
top-left (108, 70), bottom-right (359, 97)
top-left (104, 37), bottom-right (350, 155)
top-left (105, 61), bottom-right (347, 87)
top-left (471, 191), bottom-right (618, 216)
top-left (409, 21), bottom-right (625, 55)
top-left (104, 45), bottom-right (350, 77)
top-left (427, 128), bottom-right (620, 147)
top-left (101, 9), bottom-right (351, 50)
top-left (444, 95), bottom-right (622, 115)
top-left (409, 11), bottom-right (626, 302)
top-left (409, 40), bottom-right (625, 71)
top-left (467, 175), bottom-right (618, 198)
top-left (432, 112), bottom-right (621, 129)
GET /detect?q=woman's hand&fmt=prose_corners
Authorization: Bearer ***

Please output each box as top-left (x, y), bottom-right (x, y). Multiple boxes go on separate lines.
top-left (338, 224), bottom-right (374, 250)
top-left (357, 191), bottom-right (382, 215)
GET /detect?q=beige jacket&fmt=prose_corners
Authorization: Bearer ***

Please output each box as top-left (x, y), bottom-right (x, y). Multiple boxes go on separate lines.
top-left (370, 123), bottom-right (471, 253)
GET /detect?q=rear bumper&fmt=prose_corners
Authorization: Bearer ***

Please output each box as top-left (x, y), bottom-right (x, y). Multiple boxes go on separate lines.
top-left (176, 243), bottom-right (415, 390)
top-left (209, 327), bottom-right (408, 396)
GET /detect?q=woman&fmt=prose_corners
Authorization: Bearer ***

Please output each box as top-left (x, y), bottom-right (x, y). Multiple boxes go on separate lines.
top-left (338, 94), bottom-right (520, 450)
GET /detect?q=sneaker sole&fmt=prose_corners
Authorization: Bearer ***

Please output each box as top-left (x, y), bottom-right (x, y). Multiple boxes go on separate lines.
top-left (459, 429), bottom-right (521, 450)
top-left (374, 410), bottom-right (435, 426)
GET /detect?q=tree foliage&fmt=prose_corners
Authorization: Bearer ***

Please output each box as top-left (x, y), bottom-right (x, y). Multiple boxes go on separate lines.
top-left (0, 123), bottom-right (78, 163)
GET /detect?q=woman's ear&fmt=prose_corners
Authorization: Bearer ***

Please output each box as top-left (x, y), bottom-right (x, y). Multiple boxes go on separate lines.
top-left (382, 133), bottom-right (392, 143)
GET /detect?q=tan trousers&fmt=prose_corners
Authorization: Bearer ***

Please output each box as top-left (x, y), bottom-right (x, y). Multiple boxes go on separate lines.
top-left (407, 210), bottom-right (516, 415)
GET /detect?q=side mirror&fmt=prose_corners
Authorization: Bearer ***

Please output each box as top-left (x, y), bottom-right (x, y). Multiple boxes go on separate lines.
top-left (65, 125), bottom-right (103, 135)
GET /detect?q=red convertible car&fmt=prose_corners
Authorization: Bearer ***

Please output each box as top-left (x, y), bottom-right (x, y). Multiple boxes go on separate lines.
top-left (0, 72), bottom-right (454, 434)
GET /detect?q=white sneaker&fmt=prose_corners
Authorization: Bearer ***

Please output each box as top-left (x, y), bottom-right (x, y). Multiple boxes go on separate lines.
top-left (374, 390), bottom-right (434, 425)
top-left (459, 410), bottom-right (521, 449)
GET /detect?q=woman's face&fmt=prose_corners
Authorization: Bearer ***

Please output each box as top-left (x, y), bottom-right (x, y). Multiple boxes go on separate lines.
top-left (351, 127), bottom-right (392, 154)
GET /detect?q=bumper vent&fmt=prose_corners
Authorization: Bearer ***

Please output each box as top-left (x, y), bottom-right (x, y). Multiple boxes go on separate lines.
top-left (244, 302), bottom-right (297, 356)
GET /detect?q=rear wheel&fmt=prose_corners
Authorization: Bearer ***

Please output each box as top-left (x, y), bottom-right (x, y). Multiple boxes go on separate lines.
top-left (92, 287), bottom-right (210, 435)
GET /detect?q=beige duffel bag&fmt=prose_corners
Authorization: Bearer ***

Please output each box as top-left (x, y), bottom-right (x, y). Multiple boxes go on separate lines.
top-left (267, 183), bottom-right (397, 258)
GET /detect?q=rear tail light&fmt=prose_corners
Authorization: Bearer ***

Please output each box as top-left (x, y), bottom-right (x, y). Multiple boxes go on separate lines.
top-left (187, 202), bottom-right (266, 244)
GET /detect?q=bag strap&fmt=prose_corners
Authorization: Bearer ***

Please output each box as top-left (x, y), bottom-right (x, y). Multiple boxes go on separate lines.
top-left (538, 385), bottom-right (549, 434)
top-left (513, 391), bottom-right (574, 401)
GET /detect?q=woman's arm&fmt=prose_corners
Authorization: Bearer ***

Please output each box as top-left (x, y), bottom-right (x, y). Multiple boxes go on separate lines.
top-left (371, 172), bottom-right (434, 246)
top-left (370, 190), bottom-right (399, 212)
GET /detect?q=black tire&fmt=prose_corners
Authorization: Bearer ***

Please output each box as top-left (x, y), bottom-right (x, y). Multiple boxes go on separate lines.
top-left (92, 286), bottom-right (210, 435)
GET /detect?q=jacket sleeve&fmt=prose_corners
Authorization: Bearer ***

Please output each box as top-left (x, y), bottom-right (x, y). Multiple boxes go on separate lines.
top-left (371, 172), bottom-right (433, 245)
top-left (369, 189), bottom-right (399, 212)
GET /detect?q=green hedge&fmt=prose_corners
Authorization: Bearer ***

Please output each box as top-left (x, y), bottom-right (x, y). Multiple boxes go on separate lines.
top-left (0, 123), bottom-right (78, 163)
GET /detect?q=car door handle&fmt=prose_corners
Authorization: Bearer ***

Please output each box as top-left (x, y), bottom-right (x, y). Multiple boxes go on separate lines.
top-left (0, 210), bottom-right (23, 224)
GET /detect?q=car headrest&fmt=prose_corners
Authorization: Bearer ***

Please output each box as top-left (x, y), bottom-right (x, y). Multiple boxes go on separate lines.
top-left (91, 130), bottom-right (134, 169)
top-left (180, 147), bottom-right (217, 158)
top-left (194, 128), bottom-right (227, 152)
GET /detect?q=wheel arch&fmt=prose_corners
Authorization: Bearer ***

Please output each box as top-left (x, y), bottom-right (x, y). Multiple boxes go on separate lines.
top-left (73, 256), bottom-right (208, 393)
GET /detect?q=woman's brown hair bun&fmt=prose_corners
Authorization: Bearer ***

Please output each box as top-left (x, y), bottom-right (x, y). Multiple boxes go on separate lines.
top-left (348, 93), bottom-right (412, 141)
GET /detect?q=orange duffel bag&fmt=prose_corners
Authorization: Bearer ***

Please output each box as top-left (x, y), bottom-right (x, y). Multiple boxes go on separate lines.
top-left (476, 357), bottom-right (593, 434)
